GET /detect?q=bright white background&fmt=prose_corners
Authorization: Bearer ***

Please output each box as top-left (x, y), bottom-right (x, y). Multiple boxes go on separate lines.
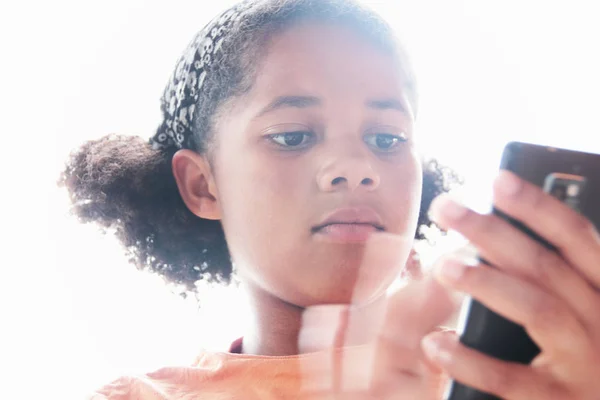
top-left (2, 0), bottom-right (600, 399)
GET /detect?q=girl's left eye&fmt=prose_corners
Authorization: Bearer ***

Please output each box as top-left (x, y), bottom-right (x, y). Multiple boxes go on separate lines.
top-left (267, 131), bottom-right (314, 149)
top-left (364, 133), bottom-right (408, 152)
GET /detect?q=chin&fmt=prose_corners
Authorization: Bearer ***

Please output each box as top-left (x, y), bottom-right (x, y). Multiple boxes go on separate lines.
top-left (295, 275), bottom-right (392, 308)
top-left (297, 252), bottom-right (402, 306)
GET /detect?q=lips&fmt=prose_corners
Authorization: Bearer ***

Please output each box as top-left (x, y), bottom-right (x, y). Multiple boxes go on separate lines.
top-left (313, 207), bottom-right (384, 231)
top-left (312, 207), bottom-right (384, 243)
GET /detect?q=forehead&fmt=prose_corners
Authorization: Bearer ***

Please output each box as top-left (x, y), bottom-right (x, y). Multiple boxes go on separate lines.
top-left (251, 22), bottom-right (408, 104)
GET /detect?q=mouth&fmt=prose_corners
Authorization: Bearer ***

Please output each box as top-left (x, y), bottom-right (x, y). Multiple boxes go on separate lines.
top-left (312, 222), bottom-right (385, 232)
top-left (312, 223), bottom-right (384, 243)
top-left (312, 207), bottom-right (385, 243)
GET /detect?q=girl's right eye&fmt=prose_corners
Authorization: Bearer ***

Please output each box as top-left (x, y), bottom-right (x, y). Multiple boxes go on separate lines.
top-left (267, 131), bottom-right (315, 149)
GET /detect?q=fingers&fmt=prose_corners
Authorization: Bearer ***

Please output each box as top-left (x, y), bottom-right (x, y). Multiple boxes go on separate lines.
top-left (368, 278), bottom-right (456, 399)
top-left (380, 278), bottom-right (457, 350)
top-left (299, 304), bottom-right (352, 353)
top-left (375, 278), bottom-right (457, 375)
top-left (429, 194), bottom-right (558, 281)
top-left (298, 278), bottom-right (455, 397)
top-left (299, 234), bottom-right (457, 398)
top-left (493, 171), bottom-right (600, 289)
top-left (401, 248), bottom-right (424, 281)
top-left (421, 331), bottom-right (567, 400)
top-left (429, 193), bottom-right (600, 330)
top-left (433, 257), bottom-right (592, 361)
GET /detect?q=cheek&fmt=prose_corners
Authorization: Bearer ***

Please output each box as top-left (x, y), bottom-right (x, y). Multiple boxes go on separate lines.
top-left (383, 148), bottom-right (423, 233)
top-left (219, 152), bottom-right (306, 213)
top-left (214, 149), bottom-right (309, 256)
top-left (214, 151), bottom-right (323, 303)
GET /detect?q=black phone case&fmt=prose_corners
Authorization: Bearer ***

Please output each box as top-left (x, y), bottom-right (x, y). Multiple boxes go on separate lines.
top-left (446, 142), bottom-right (600, 400)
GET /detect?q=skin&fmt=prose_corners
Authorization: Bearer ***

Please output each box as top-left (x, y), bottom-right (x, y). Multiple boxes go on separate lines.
top-left (291, 173), bottom-right (600, 399)
top-left (422, 172), bottom-right (600, 399)
top-left (174, 22), bottom-right (422, 356)
top-left (172, 20), bottom-right (600, 399)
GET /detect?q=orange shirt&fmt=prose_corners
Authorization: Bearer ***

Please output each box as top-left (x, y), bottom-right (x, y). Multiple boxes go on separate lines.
top-left (86, 339), bottom-right (338, 400)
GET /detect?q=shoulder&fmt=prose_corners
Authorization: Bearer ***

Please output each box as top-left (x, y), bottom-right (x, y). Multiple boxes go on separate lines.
top-left (83, 351), bottom-right (239, 400)
top-left (84, 349), bottom-right (302, 399)
top-left (85, 375), bottom-right (138, 400)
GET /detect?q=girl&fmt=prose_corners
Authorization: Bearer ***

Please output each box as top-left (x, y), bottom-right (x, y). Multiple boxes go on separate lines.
top-left (61, 0), bottom-right (600, 398)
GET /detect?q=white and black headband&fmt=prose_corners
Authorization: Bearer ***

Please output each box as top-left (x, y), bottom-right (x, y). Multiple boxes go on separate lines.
top-left (150, 2), bottom-right (252, 151)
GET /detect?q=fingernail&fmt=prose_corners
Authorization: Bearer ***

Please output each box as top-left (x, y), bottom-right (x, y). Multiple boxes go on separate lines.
top-left (435, 258), bottom-right (466, 283)
top-left (430, 195), bottom-right (468, 223)
top-left (421, 333), bottom-right (454, 365)
top-left (453, 245), bottom-right (480, 267)
top-left (495, 171), bottom-right (522, 197)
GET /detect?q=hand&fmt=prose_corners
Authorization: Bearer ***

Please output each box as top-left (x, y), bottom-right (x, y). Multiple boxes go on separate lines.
top-left (298, 235), bottom-right (457, 399)
top-left (423, 171), bottom-right (600, 399)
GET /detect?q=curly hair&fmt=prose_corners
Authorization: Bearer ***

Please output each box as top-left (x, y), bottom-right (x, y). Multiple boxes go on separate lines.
top-left (58, 0), bottom-right (460, 295)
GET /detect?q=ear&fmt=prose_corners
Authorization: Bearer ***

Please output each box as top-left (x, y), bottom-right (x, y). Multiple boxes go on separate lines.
top-left (172, 149), bottom-right (222, 221)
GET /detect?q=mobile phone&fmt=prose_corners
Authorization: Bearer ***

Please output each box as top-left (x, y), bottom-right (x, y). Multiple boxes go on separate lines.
top-left (445, 141), bottom-right (600, 400)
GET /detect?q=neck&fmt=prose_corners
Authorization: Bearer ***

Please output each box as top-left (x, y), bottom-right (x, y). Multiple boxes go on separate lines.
top-left (240, 281), bottom-right (304, 356)
top-left (238, 280), bottom-right (388, 357)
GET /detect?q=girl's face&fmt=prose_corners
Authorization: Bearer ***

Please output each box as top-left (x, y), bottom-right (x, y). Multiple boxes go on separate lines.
top-left (212, 23), bottom-right (422, 306)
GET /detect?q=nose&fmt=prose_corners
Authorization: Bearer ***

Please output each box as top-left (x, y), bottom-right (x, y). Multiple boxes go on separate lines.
top-left (317, 156), bottom-right (381, 192)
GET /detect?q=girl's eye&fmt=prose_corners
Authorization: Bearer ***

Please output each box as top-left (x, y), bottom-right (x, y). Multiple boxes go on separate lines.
top-left (364, 133), bottom-right (408, 152)
top-left (267, 131), bottom-right (314, 149)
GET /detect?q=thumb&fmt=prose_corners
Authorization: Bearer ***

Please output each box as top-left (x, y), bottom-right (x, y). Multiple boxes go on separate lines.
top-left (298, 304), bottom-right (350, 354)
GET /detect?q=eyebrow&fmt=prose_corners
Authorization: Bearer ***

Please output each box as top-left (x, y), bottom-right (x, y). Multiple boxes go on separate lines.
top-left (366, 98), bottom-right (407, 114)
top-left (253, 95), bottom-right (407, 118)
top-left (254, 96), bottom-right (322, 118)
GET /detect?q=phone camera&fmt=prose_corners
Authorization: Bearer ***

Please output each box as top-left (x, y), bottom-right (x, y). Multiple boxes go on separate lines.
top-left (550, 185), bottom-right (567, 201)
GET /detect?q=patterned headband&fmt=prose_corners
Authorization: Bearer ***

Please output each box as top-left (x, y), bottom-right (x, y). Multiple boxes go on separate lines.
top-left (150, 2), bottom-right (252, 151)
top-left (151, 1), bottom-right (415, 151)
